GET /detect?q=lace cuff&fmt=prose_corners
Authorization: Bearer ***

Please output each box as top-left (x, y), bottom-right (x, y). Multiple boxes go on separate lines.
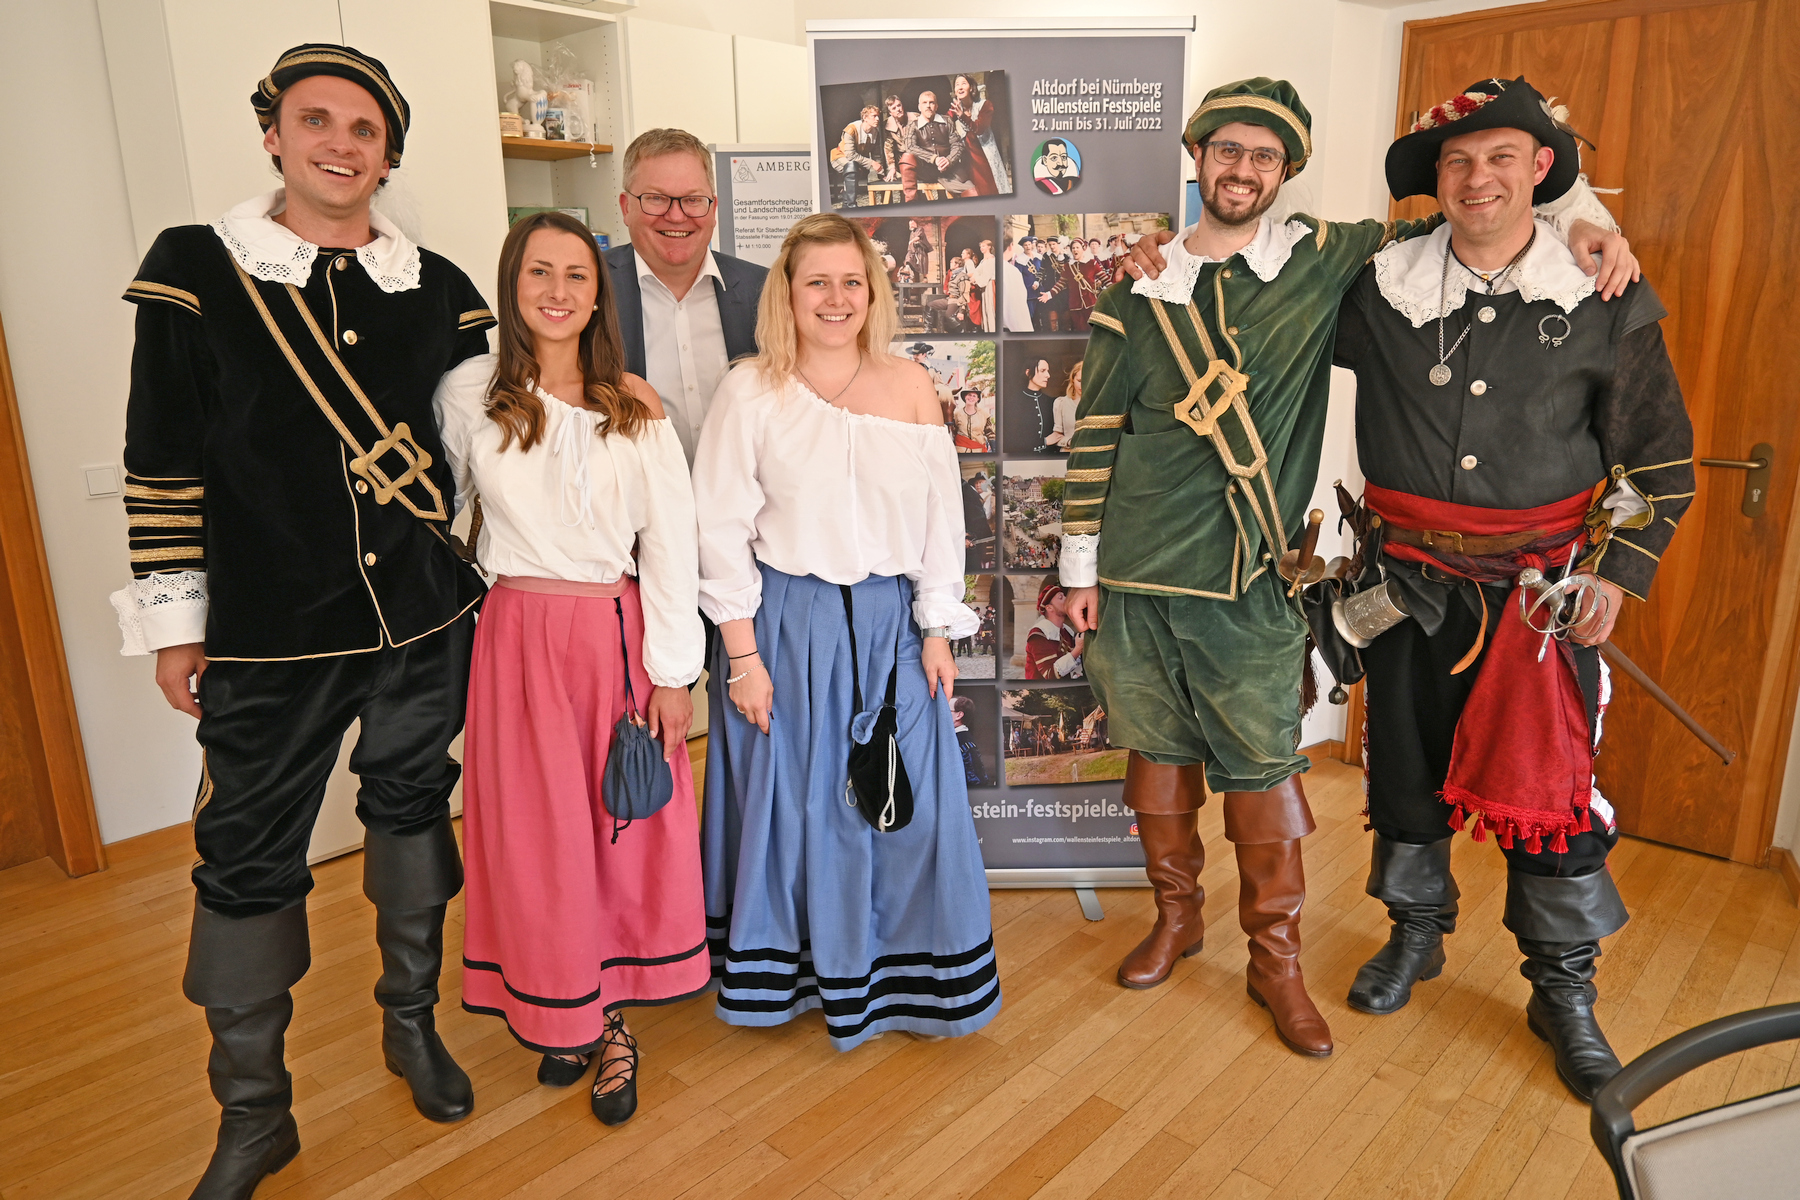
top-left (1059, 533), bottom-right (1099, 588)
top-left (1534, 174), bottom-right (1619, 238)
top-left (912, 595), bottom-right (981, 641)
top-left (110, 570), bottom-right (208, 656)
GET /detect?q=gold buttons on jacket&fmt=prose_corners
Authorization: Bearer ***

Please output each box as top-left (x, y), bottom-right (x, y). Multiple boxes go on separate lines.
top-left (355, 480), bottom-right (369, 495)
top-left (1469, 379), bottom-right (1487, 395)
top-left (1227, 326), bottom-right (1239, 335)
top-left (1222, 268), bottom-right (1232, 279)
top-left (343, 330), bottom-right (359, 345)
top-left (364, 552), bottom-right (377, 566)
top-left (1460, 455), bottom-right (1478, 470)
top-left (335, 256), bottom-right (348, 271)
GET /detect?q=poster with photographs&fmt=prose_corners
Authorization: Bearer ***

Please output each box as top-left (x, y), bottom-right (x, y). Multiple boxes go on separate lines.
top-left (1001, 340), bottom-right (1086, 456)
top-left (895, 340), bottom-right (997, 453)
top-left (820, 72), bottom-right (1014, 209)
top-left (1001, 213), bottom-right (1172, 333)
top-left (1001, 574), bottom-right (1084, 681)
top-left (1002, 458), bottom-right (1065, 571)
top-left (951, 684), bottom-right (1000, 790)
top-left (857, 215), bottom-right (997, 335)
top-left (814, 23), bottom-right (1187, 877)
top-left (960, 460), bottom-right (997, 572)
top-left (955, 576), bottom-right (999, 679)
top-left (1002, 685), bottom-right (1125, 786)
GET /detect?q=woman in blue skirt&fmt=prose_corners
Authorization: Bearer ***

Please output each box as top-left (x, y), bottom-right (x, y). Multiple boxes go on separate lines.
top-left (692, 213), bottom-right (1000, 1050)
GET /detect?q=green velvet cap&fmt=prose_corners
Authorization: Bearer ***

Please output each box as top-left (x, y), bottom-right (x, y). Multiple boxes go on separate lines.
top-left (1182, 77), bottom-right (1313, 176)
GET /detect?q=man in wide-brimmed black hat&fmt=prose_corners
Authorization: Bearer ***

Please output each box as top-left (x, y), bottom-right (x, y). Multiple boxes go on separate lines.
top-left (1061, 76), bottom-right (1637, 1062)
top-left (112, 44), bottom-right (496, 1198)
top-left (1330, 76), bottom-right (1694, 1102)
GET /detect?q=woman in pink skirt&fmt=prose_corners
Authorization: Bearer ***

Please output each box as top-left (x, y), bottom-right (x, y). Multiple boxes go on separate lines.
top-left (433, 211), bottom-right (707, 1126)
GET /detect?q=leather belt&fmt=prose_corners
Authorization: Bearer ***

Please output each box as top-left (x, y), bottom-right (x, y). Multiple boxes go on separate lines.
top-left (1379, 520), bottom-right (1547, 557)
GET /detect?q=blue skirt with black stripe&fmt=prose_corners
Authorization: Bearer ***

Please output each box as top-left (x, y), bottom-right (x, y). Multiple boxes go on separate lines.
top-left (701, 565), bottom-right (1001, 1050)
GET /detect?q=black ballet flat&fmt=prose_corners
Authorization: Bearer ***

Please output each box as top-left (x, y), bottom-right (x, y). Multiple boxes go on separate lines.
top-left (537, 1052), bottom-right (589, 1088)
top-left (590, 1013), bottom-right (639, 1126)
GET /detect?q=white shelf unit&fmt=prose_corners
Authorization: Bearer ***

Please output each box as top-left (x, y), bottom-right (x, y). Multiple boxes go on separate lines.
top-left (488, 1), bottom-right (625, 245)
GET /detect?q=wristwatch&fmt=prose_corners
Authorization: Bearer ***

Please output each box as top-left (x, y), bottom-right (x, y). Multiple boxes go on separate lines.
top-left (921, 626), bottom-right (951, 639)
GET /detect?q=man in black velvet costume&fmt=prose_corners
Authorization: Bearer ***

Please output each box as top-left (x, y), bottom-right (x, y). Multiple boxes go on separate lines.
top-left (1331, 78), bottom-right (1693, 1102)
top-left (112, 45), bottom-right (495, 1199)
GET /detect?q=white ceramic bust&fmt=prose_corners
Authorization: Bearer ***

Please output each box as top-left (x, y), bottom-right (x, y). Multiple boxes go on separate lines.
top-left (504, 60), bottom-right (547, 120)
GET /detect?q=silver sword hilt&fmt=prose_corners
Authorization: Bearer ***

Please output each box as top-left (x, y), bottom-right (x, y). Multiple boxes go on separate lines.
top-left (1516, 567), bottom-right (1609, 662)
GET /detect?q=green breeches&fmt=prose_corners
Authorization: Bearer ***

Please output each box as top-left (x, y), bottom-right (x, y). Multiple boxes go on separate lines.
top-left (1086, 572), bottom-right (1310, 793)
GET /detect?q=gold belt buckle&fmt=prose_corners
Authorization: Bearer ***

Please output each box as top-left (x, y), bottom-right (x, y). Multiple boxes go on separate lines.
top-left (349, 422), bottom-right (433, 505)
top-left (1420, 528), bottom-right (1464, 553)
top-left (1172, 358), bottom-right (1249, 438)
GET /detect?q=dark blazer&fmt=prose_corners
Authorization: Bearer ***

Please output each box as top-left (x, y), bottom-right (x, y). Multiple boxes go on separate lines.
top-left (604, 243), bottom-right (767, 376)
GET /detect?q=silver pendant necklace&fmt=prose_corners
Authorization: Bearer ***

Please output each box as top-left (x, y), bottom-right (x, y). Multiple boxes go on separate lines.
top-left (1430, 229), bottom-right (1535, 386)
top-left (798, 352), bottom-right (865, 404)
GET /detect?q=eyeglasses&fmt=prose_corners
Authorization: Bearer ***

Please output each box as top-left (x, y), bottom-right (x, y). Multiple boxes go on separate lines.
top-left (1200, 140), bottom-right (1287, 173)
top-left (627, 191), bottom-right (716, 218)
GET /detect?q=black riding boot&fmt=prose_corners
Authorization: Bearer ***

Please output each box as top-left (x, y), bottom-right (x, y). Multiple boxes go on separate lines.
top-left (184, 901), bottom-right (311, 1200)
top-left (1506, 868), bottom-right (1631, 1102)
top-left (1347, 836), bottom-right (1460, 1015)
top-left (364, 818), bottom-right (474, 1123)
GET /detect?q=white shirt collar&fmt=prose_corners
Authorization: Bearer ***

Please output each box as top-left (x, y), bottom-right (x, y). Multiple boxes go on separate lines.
top-left (1372, 218), bottom-right (1595, 328)
top-left (212, 189), bottom-right (421, 293)
top-left (633, 247), bottom-right (724, 297)
top-left (1131, 213), bottom-right (1311, 303)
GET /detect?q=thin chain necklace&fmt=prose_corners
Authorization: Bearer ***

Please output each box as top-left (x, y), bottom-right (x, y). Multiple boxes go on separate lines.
top-left (798, 352), bottom-right (865, 404)
top-left (1430, 228), bottom-right (1535, 387)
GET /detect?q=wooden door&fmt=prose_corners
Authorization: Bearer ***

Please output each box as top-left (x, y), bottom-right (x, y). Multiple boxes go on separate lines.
top-left (0, 315), bottom-right (105, 875)
top-left (1393, 0), bottom-right (1800, 863)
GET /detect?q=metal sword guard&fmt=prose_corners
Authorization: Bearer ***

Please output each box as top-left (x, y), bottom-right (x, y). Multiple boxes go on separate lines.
top-left (1516, 566), bottom-right (1610, 641)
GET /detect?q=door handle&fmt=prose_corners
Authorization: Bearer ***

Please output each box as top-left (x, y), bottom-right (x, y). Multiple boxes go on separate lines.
top-left (1699, 442), bottom-right (1772, 517)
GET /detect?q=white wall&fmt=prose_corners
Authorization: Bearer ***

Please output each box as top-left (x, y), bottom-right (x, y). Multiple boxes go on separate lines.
top-left (0, 2), bottom-right (192, 843)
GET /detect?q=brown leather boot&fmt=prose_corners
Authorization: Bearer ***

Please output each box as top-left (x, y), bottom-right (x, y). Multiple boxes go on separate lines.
top-left (1225, 777), bottom-right (1333, 1058)
top-left (1117, 752), bottom-right (1208, 989)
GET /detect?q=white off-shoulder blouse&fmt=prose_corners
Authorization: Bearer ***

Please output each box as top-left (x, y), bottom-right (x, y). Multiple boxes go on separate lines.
top-left (433, 354), bottom-right (704, 688)
top-left (692, 363), bottom-right (980, 639)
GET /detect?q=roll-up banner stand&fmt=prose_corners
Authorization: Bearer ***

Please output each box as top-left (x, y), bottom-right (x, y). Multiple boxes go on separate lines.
top-left (712, 144), bottom-right (815, 267)
top-left (809, 18), bottom-right (1193, 906)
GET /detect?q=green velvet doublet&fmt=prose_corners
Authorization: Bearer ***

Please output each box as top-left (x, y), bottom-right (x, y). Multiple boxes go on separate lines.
top-left (1068, 213), bottom-right (1434, 771)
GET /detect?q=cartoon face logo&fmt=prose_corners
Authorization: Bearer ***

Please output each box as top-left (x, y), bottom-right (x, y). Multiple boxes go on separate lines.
top-left (1031, 138), bottom-right (1082, 196)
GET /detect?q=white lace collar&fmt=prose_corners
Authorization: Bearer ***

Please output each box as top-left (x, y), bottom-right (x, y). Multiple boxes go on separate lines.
top-left (1130, 214), bottom-right (1311, 303)
top-left (212, 189), bottom-right (422, 293)
top-left (1372, 218), bottom-right (1594, 328)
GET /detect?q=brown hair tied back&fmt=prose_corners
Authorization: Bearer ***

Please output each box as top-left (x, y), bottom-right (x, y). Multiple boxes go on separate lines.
top-left (488, 211), bottom-right (648, 451)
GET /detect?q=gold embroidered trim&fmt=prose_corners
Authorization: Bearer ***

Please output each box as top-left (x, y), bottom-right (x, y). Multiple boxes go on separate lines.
top-left (458, 308), bottom-right (495, 327)
top-left (1063, 520), bottom-right (1103, 535)
top-left (125, 280), bottom-right (201, 315)
top-left (129, 513), bottom-right (204, 527)
top-left (1069, 441), bottom-right (1118, 455)
top-left (131, 545), bottom-right (205, 563)
top-left (1185, 94), bottom-right (1313, 163)
top-left (1065, 468), bottom-right (1112, 482)
top-left (125, 482), bottom-right (204, 500)
top-left (193, 751), bottom-right (214, 819)
top-left (1076, 414), bottom-right (1126, 430)
top-left (1089, 311), bottom-right (1126, 335)
top-left (1314, 221), bottom-right (1328, 252)
top-left (232, 260), bottom-right (448, 521)
top-left (1098, 573), bottom-right (1234, 601)
top-left (1614, 538), bottom-right (1661, 561)
top-left (1625, 458), bottom-right (1694, 476)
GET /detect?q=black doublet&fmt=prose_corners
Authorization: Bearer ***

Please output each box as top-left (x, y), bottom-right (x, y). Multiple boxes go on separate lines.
top-left (123, 226), bottom-right (495, 659)
top-left (1335, 268), bottom-right (1694, 600)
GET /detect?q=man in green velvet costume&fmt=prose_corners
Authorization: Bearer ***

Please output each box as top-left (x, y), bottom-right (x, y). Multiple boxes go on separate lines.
top-left (1060, 78), bottom-right (1635, 1058)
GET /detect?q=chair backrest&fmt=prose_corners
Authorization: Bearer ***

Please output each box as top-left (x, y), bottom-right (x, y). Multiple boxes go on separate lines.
top-left (1620, 1084), bottom-right (1800, 1198)
top-left (1592, 1002), bottom-right (1800, 1198)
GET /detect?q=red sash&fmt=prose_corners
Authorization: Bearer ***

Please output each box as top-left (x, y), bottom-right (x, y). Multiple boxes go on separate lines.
top-left (1364, 483), bottom-right (1597, 852)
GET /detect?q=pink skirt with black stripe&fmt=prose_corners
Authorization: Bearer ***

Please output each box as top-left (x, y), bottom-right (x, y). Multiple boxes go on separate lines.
top-left (460, 576), bottom-right (709, 1054)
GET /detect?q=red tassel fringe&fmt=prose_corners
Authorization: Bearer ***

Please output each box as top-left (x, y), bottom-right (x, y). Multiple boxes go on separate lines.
top-left (1437, 788), bottom-right (1589, 855)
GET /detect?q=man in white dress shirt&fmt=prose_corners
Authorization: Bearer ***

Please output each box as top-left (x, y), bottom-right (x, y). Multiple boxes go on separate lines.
top-left (603, 128), bottom-right (768, 467)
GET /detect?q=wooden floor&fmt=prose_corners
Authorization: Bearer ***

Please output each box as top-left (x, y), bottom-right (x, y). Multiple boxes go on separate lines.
top-left (4, 758), bottom-right (1798, 1200)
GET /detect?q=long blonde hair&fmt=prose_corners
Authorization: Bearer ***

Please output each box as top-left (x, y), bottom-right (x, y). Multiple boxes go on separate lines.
top-left (751, 213), bottom-right (898, 386)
